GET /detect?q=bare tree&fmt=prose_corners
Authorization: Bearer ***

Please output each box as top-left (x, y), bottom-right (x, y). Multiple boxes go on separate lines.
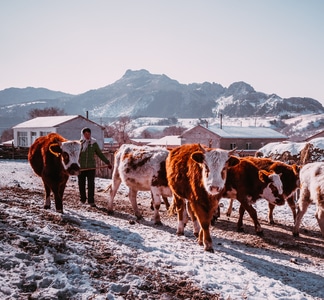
top-left (104, 116), bottom-right (133, 146)
top-left (28, 107), bottom-right (66, 119)
top-left (0, 128), bottom-right (13, 143)
top-left (163, 126), bottom-right (186, 136)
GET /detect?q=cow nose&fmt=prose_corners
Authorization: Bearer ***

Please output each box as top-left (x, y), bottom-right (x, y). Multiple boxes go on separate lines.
top-left (209, 186), bottom-right (221, 194)
top-left (275, 198), bottom-right (285, 206)
top-left (68, 163), bottom-right (81, 175)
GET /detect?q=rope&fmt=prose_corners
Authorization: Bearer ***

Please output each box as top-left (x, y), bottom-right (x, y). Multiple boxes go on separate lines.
top-left (80, 165), bottom-right (111, 172)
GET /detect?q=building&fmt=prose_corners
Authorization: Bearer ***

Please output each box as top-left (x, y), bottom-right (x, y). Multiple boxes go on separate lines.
top-left (12, 115), bottom-right (106, 148)
top-left (180, 125), bottom-right (287, 155)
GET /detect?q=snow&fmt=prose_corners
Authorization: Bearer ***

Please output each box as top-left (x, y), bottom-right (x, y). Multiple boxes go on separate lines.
top-left (1, 159), bottom-right (324, 299)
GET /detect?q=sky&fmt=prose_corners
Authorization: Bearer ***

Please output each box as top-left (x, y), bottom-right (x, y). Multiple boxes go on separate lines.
top-left (1, 0), bottom-right (324, 104)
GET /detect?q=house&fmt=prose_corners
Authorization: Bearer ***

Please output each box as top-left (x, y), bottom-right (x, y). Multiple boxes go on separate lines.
top-left (147, 135), bottom-right (181, 148)
top-left (12, 115), bottom-right (106, 148)
top-left (180, 125), bottom-right (287, 155)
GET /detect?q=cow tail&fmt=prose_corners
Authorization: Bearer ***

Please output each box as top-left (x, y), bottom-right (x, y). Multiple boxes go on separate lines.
top-left (168, 200), bottom-right (177, 216)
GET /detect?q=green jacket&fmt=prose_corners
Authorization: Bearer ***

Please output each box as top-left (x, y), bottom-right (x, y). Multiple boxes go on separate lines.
top-left (79, 141), bottom-right (110, 169)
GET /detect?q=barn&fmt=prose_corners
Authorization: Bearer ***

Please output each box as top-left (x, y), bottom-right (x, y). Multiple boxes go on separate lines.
top-left (12, 115), bottom-right (105, 148)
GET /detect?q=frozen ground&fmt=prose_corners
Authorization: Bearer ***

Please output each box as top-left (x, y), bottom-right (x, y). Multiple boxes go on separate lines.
top-left (0, 159), bottom-right (323, 300)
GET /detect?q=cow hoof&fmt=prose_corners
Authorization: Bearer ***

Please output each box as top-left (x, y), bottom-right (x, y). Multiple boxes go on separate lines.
top-left (107, 210), bottom-right (114, 216)
top-left (176, 231), bottom-right (184, 236)
top-left (44, 205), bottom-right (51, 210)
top-left (237, 227), bottom-right (245, 233)
top-left (293, 232), bottom-right (299, 237)
top-left (154, 221), bottom-right (163, 226)
top-left (56, 209), bottom-right (63, 214)
top-left (269, 220), bottom-right (275, 225)
top-left (194, 232), bottom-right (199, 238)
top-left (256, 231), bottom-right (264, 236)
top-left (136, 215), bottom-right (143, 220)
top-left (205, 248), bottom-right (215, 253)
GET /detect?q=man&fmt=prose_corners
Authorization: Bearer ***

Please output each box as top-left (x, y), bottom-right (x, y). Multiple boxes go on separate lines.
top-left (78, 127), bottom-right (112, 207)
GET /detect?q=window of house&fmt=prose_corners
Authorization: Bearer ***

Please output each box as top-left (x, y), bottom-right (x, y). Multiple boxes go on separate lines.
top-left (246, 142), bottom-right (252, 150)
top-left (31, 132), bottom-right (37, 144)
top-left (40, 131), bottom-right (51, 136)
top-left (230, 143), bottom-right (236, 150)
top-left (17, 131), bottom-right (28, 147)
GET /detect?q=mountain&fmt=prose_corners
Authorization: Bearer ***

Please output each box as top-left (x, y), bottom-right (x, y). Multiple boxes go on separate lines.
top-left (0, 69), bottom-right (324, 135)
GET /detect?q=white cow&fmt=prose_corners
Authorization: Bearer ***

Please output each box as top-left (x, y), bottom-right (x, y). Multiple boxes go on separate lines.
top-left (107, 144), bottom-right (172, 224)
top-left (293, 162), bottom-right (324, 238)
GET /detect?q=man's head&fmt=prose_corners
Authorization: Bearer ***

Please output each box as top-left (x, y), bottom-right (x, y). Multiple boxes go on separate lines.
top-left (82, 127), bottom-right (91, 139)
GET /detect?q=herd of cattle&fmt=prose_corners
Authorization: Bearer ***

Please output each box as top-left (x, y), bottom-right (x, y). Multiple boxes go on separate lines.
top-left (28, 133), bottom-right (324, 252)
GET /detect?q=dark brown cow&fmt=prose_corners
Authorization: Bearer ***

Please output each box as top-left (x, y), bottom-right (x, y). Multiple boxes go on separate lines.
top-left (225, 157), bottom-right (300, 224)
top-left (166, 143), bottom-right (238, 252)
top-left (224, 157), bottom-right (285, 234)
top-left (28, 133), bottom-right (81, 213)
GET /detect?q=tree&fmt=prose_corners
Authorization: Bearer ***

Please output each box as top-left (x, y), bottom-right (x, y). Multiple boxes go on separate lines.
top-left (163, 126), bottom-right (186, 136)
top-left (104, 116), bottom-right (133, 146)
top-left (28, 107), bottom-right (66, 119)
top-left (0, 128), bottom-right (13, 143)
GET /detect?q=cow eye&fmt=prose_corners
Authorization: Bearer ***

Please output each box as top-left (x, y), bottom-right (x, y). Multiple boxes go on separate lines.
top-left (205, 164), bottom-right (210, 177)
top-left (62, 152), bottom-right (69, 164)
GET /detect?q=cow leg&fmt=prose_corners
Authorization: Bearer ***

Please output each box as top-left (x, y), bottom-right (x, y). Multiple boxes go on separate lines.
top-left (186, 202), bottom-right (200, 237)
top-left (293, 188), bottom-right (311, 237)
top-left (286, 195), bottom-right (297, 222)
top-left (226, 198), bottom-right (234, 217)
top-left (173, 195), bottom-right (186, 235)
top-left (195, 212), bottom-right (213, 252)
top-left (268, 203), bottom-right (275, 224)
top-left (151, 188), bottom-right (162, 225)
top-left (238, 203), bottom-right (263, 235)
top-left (107, 177), bottom-right (122, 214)
top-left (43, 183), bottom-right (51, 209)
top-left (315, 203), bottom-right (324, 237)
top-left (162, 196), bottom-right (170, 210)
top-left (128, 189), bottom-right (142, 220)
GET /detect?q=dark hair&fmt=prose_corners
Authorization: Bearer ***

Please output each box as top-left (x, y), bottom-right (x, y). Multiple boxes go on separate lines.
top-left (82, 127), bottom-right (91, 134)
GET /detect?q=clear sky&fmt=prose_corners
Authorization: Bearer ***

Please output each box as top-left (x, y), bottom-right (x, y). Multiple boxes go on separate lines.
top-left (1, 0), bottom-right (324, 104)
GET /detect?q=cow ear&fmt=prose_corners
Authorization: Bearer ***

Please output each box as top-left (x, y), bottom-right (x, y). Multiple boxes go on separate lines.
top-left (292, 164), bottom-right (301, 175)
top-left (191, 151), bottom-right (204, 164)
top-left (258, 170), bottom-right (270, 183)
top-left (228, 156), bottom-right (240, 166)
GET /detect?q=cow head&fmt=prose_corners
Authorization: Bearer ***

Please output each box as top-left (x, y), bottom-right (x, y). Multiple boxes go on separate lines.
top-left (49, 141), bottom-right (81, 175)
top-left (259, 170), bottom-right (285, 206)
top-left (191, 146), bottom-right (239, 196)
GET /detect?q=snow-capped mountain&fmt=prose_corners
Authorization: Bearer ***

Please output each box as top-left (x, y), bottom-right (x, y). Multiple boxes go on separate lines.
top-left (0, 69), bottom-right (323, 139)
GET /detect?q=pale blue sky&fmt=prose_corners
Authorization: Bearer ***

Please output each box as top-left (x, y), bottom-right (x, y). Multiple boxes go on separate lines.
top-left (1, 0), bottom-right (324, 104)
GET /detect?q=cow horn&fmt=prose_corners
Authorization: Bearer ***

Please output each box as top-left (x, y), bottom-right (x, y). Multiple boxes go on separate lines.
top-left (49, 143), bottom-right (61, 157)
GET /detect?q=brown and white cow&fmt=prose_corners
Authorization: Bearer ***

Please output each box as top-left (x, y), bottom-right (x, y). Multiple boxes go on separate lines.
top-left (293, 162), bottom-right (324, 238)
top-left (107, 144), bottom-right (172, 224)
top-left (225, 157), bottom-right (300, 224)
top-left (223, 157), bottom-right (285, 235)
top-left (28, 133), bottom-right (81, 213)
top-left (166, 143), bottom-right (239, 252)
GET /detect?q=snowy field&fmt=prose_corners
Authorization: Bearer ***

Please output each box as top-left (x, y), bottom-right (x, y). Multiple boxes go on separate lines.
top-left (0, 159), bottom-right (323, 300)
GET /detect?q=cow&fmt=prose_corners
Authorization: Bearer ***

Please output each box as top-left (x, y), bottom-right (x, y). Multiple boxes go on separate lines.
top-left (293, 162), bottom-right (324, 238)
top-left (28, 133), bottom-right (81, 213)
top-left (223, 157), bottom-right (285, 235)
top-left (166, 143), bottom-right (239, 252)
top-left (106, 144), bottom-right (172, 224)
top-left (225, 157), bottom-right (300, 224)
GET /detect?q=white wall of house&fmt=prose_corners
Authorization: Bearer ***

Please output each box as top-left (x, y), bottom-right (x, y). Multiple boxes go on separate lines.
top-left (13, 116), bottom-right (105, 148)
